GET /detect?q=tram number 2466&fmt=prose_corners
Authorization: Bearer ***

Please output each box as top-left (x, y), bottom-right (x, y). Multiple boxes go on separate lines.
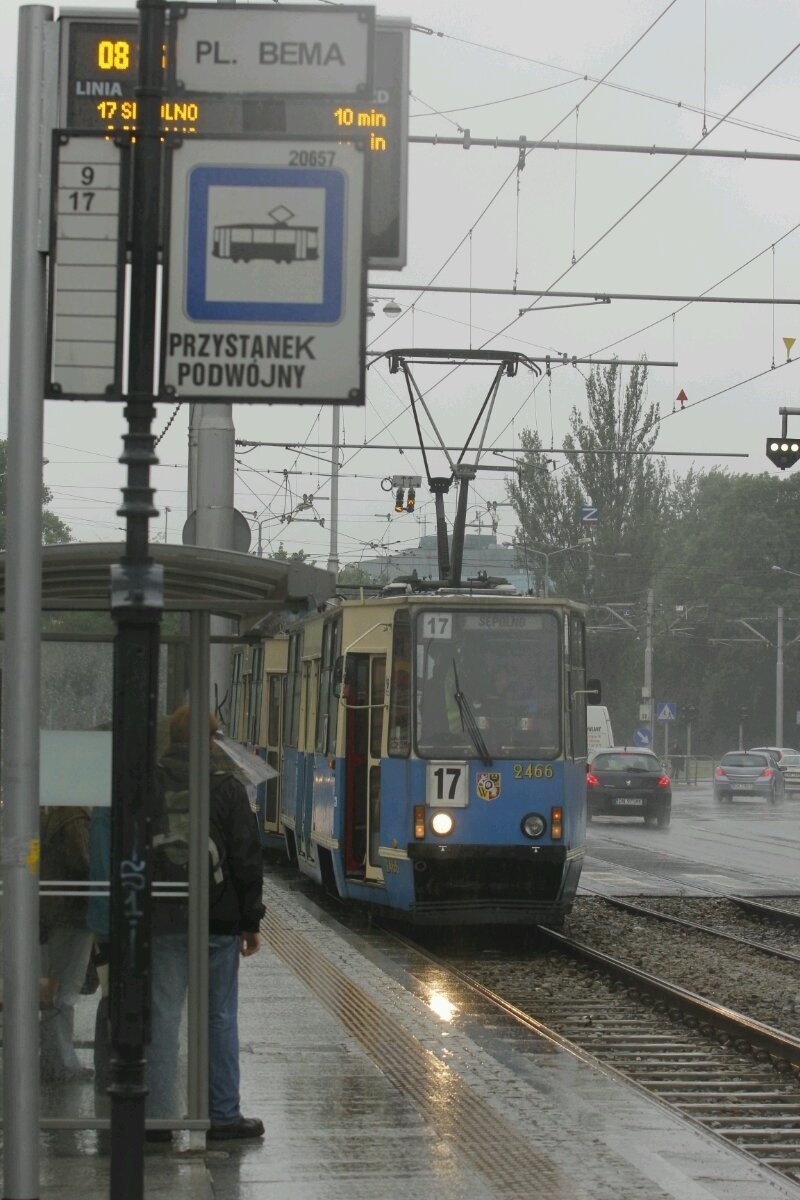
top-left (513, 763), bottom-right (554, 779)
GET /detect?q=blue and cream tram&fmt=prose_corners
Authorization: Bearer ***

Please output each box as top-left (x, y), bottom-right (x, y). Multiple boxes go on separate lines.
top-left (229, 636), bottom-right (288, 852)
top-left (272, 586), bottom-right (589, 925)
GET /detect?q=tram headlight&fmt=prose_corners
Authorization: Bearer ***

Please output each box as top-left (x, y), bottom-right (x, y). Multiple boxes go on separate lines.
top-left (431, 811), bottom-right (455, 836)
top-left (521, 812), bottom-right (546, 839)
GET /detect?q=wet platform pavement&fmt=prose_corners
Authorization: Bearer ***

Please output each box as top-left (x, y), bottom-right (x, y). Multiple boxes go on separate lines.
top-left (21, 870), bottom-right (800, 1198)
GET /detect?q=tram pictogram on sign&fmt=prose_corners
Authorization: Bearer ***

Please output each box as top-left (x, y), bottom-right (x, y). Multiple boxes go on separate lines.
top-left (162, 135), bottom-right (367, 405)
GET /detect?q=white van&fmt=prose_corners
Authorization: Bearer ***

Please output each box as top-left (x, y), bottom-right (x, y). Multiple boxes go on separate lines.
top-left (587, 705), bottom-right (614, 754)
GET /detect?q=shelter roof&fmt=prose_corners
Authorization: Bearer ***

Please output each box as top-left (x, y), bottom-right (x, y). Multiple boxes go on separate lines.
top-left (0, 542), bottom-right (331, 624)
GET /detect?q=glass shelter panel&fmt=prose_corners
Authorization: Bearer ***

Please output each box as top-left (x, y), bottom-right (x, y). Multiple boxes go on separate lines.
top-left (0, 633), bottom-right (195, 1127)
top-left (414, 609), bottom-right (561, 760)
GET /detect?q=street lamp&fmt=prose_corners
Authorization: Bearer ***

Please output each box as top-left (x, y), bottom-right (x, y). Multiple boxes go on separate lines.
top-left (242, 510), bottom-right (268, 557)
top-left (367, 296), bottom-right (403, 320)
top-left (770, 567), bottom-right (797, 743)
top-left (519, 539), bottom-right (591, 597)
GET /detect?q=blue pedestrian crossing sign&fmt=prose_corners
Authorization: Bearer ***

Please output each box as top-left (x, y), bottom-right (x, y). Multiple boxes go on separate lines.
top-left (633, 726), bottom-right (653, 747)
top-left (162, 136), bottom-right (367, 405)
top-left (656, 701), bottom-right (677, 721)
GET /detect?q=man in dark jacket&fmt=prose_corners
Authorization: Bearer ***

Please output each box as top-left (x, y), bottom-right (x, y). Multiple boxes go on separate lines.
top-left (148, 704), bottom-right (265, 1141)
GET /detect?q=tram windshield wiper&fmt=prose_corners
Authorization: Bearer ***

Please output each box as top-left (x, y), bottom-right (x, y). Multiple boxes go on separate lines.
top-left (452, 659), bottom-right (492, 767)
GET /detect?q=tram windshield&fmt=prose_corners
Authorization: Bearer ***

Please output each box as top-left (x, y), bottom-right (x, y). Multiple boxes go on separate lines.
top-left (414, 609), bottom-right (561, 760)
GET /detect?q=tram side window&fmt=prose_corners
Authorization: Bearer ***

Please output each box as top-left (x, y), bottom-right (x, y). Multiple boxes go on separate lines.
top-left (326, 619), bottom-right (341, 755)
top-left (316, 623), bottom-right (335, 753)
top-left (285, 631), bottom-right (303, 748)
top-left (388, 610), bottom-right (411, 757)
top-left (248, 646), bottom-right (263, 745)
top-left (569, 614), bottom-right (587, 758)
top-left (229, 651), bottom-right (243, 740)
top-left (267, 674), bottom-right (281, 747)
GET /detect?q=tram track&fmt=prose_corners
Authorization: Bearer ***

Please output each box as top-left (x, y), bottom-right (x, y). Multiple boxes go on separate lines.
top-left (565, 894), bottom-right (800, 1037)
top-left (266, 868), bottom-right (800, 1184)
top-left (584, 845), bottom-right (800, 929)
top-left (579, 891), bottom-right (800, 963)
top-left (386, 922), bottom-right (800, 1185)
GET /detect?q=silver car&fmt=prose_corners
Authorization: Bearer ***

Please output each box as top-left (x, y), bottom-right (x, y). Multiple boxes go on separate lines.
top-left (777, 752), bottom-right (800, 796)
top-left (713, 750), bottom-right (785, 805)
top-left (748, 746), bottom-right (799, 771)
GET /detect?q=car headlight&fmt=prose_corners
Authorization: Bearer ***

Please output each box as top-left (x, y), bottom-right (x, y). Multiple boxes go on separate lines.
top-left (431, 811), bottom-right (455, 836)
top-left (521, 812), bottom-right (546, 839)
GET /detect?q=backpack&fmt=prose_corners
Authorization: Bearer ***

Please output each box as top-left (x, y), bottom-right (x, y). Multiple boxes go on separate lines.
top-left (152, 772), bottom-right (228, 906)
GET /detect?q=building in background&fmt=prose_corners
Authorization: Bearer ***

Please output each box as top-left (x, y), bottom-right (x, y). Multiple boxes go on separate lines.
top-left (358, 533), bottom-right (530, 591)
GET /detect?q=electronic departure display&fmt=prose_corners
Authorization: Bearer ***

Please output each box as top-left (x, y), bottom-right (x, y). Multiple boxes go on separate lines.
top-left (59, 14), bottom-right (409, 267)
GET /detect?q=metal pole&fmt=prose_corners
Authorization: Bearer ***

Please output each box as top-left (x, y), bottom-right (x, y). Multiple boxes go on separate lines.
top-left (194, 404), bottom-right (235, 720)
top-left (369, 281), bottom-right (800, 306)
top-left (644, 588), bottom-right (654, 747)
top-left (430, 480), bottom-right (451, 580)
top-left (776, 605), bottom-right (785, 745)
top-left (407, 131), bottom-right (800, 164)
top-left (108, 0), bottom-right (164, 1194)
top-left (187, 404), bottom-right (199, 517)
top-left (327, 406), bottom-right (340, 582)
top-left (448, 467), bottom-right (474, 587)
top-left (2, 8), bottom-right (52, 1196)
top-left (187, 614), bottom-right (210, 1136)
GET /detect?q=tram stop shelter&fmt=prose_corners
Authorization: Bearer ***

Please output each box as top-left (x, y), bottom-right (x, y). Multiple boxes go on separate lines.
top-left (0, 541), bottom-right (332, 1145)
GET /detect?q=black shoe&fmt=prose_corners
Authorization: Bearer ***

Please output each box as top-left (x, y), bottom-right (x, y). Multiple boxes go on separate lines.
top-left (207, 1116), bottom-right (264, 1141)
top-left (145, 1129), bottom-right (173, 1143)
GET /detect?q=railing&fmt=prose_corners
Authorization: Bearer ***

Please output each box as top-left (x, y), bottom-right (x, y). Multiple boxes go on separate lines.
top-left (663, 755), bottom-right (715, 785)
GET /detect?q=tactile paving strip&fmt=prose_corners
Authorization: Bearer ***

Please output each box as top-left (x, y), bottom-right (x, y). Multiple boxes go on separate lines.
top-left (262, 903), bottom-right (587, 1200)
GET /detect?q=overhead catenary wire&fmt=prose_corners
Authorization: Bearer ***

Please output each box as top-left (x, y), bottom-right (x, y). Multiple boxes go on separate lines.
top-left (414, 27), bottom-right (800, 147)
top-left (370, 0), bottom-right (683, 354)
top-left (587, 219), bottom-right (800, 358)
top-left (234, 440), bottom-right (747, 459)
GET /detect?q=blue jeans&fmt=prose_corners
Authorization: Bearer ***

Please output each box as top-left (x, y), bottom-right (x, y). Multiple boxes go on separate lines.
top-left (40, 925), bottom-right (94, 1078)
top-left (148, 932), bottom-right (241, 1124)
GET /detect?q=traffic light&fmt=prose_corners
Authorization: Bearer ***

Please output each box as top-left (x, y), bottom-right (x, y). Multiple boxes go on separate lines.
top-left (684, 703), bottom-right (697, 723)
top-left (738, 706), bottom-right (748, 721)
top-left (766, 436), bottom-right (800, 470)
top-left (406, 487), bottom-right (415, 513)
top-left (394, 488), bottom-right (404, 512)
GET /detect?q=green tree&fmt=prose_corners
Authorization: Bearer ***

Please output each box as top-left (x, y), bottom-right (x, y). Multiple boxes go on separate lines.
top-left (509, 361), bottom-right (672, 596)
top-left (337, 562), bottom-right (374, 585)
top-left (271, 541), bottom-right (315, 565)
top-left (651, 468), bottom-right (800, 757)
top-left (509, 360), bottom-right (680, 737)
top-left (0, 437), bottom-right (72, 549)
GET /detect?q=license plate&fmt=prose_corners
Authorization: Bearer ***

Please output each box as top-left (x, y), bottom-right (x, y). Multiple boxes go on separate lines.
top-left (613, 797), bottom-right (643, 806)
top-left (731, 783), bottom-right (750, 791)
